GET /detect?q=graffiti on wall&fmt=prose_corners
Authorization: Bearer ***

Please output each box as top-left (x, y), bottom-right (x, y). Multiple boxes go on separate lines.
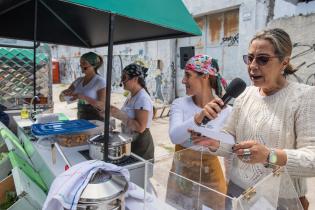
top-left (221, 33), bottom-right (239, 47)
top-left (57, 52), bottom-right (174, 103)
top-left (58, 56), bottom-right (81, 84)
top-left (289, 42), bottom-right (315, 86)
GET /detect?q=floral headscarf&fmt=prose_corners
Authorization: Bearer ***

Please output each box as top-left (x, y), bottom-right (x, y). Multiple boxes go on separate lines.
top-left (123, 63), bottom-right (148, 78)
top-left (185, 54), bottom-right (227, 96)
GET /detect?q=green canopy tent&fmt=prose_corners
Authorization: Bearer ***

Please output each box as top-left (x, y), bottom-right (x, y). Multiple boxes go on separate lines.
top-left (0, 0), bottom-right (201, 160)
top-left (0, 0), bottom-right (201, 47)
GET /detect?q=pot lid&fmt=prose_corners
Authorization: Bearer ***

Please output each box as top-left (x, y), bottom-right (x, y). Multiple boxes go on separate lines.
top-left (79, 170), bottom-right (128, 203)
top-left (88, 132), bottom-right (133, 147)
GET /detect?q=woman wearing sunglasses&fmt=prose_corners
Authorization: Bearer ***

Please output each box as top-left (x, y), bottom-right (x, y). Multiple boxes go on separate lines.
top-left (193, 28), bottom-right (315, 209)
top-left (167, 54), bottom-right (231, 209)
top-left (60, 52), bottom-right (106, 120)
top-left (110, 63), bottom-right (154, 160)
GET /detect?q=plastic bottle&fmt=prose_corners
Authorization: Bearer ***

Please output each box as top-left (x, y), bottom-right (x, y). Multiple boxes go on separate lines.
top-left (123, 90), bottom-right (130, 97)
top-left (20, 104), bottom-right (29, 119)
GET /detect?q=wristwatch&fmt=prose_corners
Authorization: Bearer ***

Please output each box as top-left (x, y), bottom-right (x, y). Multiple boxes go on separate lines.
top-left (264, 148), bottom-right (277, 168)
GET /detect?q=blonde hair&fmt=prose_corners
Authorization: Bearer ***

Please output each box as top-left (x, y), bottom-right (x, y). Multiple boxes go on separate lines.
top-left (251, 28), bottom-right (295, 75)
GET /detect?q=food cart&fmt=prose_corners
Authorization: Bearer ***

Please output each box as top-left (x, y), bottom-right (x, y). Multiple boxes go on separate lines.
top-left (1, 119), bottom-right (303, 209)
top-left (0, 1), bottom-right (303, 209)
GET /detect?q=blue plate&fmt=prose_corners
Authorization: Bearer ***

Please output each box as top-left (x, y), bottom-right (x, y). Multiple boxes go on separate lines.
top-left (31, 119), bottom-right (97, 136)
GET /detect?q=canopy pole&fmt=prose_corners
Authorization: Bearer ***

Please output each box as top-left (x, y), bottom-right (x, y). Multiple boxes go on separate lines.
top-left (33, 0), bottom-right (38, 111)
top-left (103, 13), bottom-right (115, 161)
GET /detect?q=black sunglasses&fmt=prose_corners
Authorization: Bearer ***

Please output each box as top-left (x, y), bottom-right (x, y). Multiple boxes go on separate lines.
top-left (243, 54), bottom-right (279, 66)
top-left (121, 74), bottom-right (133, 84)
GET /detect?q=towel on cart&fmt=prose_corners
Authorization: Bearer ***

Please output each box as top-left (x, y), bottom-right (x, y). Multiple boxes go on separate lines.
top-left (42, 160), bottom-right (130, 210)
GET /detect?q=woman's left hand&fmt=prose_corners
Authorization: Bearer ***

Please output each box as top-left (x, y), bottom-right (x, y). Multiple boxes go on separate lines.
top-left (188, 129), bottom-right (220, 151)
top-left (233, 140), bottom-right (269, 164)
top-left (110, 105), bottom-right (128, 123)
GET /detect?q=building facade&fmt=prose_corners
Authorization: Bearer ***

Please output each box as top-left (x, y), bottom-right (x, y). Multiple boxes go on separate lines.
top-left (51, 0), bottom-right (315, 103)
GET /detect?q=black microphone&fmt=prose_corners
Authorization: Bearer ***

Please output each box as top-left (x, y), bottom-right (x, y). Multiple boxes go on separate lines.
top-left (201, 77), bottom-right (247, 125)
top-left (119, 82), bottom-right (123, 87)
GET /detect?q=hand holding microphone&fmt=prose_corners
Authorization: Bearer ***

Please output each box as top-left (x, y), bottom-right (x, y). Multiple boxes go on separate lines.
top-left (194, 98), bottom-right (225, 125)
top-left (194, 78), bottom-right (247, 125)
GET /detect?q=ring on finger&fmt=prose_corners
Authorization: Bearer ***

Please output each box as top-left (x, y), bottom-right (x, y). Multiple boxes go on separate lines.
top-left (243, 148), bottom-right (251, 156)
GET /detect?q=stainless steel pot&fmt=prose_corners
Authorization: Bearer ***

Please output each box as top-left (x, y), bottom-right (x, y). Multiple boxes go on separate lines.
top-left (87, 132), bottom-right (132, 161)
top-left (77, 170), bottom-right (128, 210)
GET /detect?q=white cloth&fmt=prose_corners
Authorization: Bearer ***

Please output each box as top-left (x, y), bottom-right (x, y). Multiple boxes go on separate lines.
top-left (121, 88), bottom-right (153, 128)
top-left (42, 160), bottom-right (129, 210)
top-left (73, 74), bottom-right (106, 100)
top-left (169, 96), bottom-right (232, 150)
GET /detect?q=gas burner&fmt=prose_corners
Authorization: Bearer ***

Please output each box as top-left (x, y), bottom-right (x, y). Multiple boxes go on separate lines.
top-left (78, 149), bottom-right (140, 166)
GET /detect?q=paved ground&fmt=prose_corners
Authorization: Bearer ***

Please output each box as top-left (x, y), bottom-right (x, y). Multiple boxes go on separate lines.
top-left (53, 84), bottom-right (314, 208)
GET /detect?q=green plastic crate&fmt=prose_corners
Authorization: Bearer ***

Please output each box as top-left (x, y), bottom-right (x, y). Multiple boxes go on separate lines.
top-left (8, 151), bottom-right (48, 193)
top-left (0, 129), bottom-right (27, 158)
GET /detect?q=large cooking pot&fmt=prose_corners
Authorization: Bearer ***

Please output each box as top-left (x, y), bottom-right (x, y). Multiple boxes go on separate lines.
top-left (87, 132), bottom-right (133, 161)
top-left (77, 170), bottom-right (128, 210)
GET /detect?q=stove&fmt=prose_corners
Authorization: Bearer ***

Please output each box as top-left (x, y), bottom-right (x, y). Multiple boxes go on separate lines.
top-left (18, 124), bottom-right (146, 188)
top-left (78, 149), bottom-right (140, 166)
top-left (78, 149), bottom-right (146, 188)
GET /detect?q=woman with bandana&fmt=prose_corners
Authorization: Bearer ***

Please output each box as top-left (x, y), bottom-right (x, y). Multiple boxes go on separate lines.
top-left (60, 52), bottom-right (106, 120)
top-left (110, 63), bottom-right (154, 160)
top-left (167, 54), bottom-right (230, 209)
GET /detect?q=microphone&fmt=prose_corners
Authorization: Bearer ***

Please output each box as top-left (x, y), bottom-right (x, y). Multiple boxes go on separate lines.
top-left (201, 77), bottom-right (247, 125)
top-left (120, 78), bottom-right (129, 87)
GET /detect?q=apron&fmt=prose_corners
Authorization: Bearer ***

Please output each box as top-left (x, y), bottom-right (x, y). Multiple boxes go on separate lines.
top-left (77, 100), bottom-right (103, 121)
top-left (166, 144), bottom-right (227, 210)
top-left (131, 128), bottom-right (154, 160)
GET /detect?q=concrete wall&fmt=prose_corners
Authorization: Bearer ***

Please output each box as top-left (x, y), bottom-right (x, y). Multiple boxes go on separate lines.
top-left (268, 13), bottom-right (315, 85)
top-left (275, 0), bottom-right (315, 18)
top-left (272, 0), bottom-right (315, 85)
top-left (175, 0), bottom-right (270, 97)
top-left (52, 0), bottom-right (315, 104)
top-left (51, 40), bottom-right (175, 103)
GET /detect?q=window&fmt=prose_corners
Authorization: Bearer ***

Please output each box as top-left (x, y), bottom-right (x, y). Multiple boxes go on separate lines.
top-left (207, 9), bottom-right (239, 45)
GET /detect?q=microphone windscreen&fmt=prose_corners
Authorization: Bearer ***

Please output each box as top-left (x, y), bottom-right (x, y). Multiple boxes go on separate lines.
top-left (201, 77), bottom-right (247, 125)
top-left (225, 78), bottom-right (247, 98)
